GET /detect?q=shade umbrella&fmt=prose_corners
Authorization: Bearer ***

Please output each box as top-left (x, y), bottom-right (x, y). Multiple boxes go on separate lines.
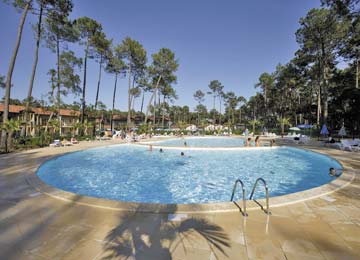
top-left (289, 127), bottom-right (301, 131)
top-left (297, 124), bottom-right (313, 129)
top-left (297, 124), bottom-right (313, 137)
top-left (320, 124), bottom-right (329, 135)
top-left (338, 126), bottom-right (347, 138)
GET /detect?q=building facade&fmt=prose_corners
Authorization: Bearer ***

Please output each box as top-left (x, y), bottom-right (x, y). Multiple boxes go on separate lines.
top-left (0, 104), bottom-right (80, 136)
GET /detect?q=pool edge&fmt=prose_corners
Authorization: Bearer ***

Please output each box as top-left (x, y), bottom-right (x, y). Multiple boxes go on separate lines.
top-left (26, 145), bottom-right (355, 214)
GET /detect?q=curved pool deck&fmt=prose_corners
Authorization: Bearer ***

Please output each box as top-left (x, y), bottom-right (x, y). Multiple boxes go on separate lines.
top-left (1, 138), bottom-right (359, 259)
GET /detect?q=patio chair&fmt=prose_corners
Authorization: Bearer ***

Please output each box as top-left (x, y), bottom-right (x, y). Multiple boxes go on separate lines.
top-left (339, 140), bottom-right (359, 152)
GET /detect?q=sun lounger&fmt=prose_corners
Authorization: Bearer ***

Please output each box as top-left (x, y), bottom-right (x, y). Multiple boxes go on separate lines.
top-left (338, 140), bottom-right (360, 152)
top-left (352, 138), bottom-right (359, 146)
top-left (61, 140), bottom-right (72, 146)
top-left (298, 135), bottom-right (310, 144)
top-left (70, 138), bottom-right (79, 144)
top-left (49, 140), bottom-right (61, 147)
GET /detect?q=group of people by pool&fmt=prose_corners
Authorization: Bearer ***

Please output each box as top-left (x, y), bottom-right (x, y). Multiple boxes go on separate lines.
top-left (149, 145), bottom-right (186, 156)
top-left (244, 136), bottom-right (276, 147)
top-left (148, 136), bottom-right (278, 157)
top-left (148, 140), bottom-right (341, 177)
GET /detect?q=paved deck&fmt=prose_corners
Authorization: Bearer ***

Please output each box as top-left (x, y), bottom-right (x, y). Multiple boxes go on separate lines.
top-left (0, 139), bottom-right (359, 259)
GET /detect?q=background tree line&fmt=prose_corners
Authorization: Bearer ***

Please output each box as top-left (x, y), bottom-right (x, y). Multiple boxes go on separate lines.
top-left (192, 0), bottom-right (360, 136)
top-left (1, 0), bottom-right (359, 152)
top-left (0, 0), bottom-right (179, 151)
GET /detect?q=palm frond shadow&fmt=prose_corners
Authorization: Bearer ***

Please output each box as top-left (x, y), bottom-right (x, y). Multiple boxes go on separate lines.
top-left (165, 218), bottom-right (231, 259)
top-left (102, 206), bottom-right (230, 260)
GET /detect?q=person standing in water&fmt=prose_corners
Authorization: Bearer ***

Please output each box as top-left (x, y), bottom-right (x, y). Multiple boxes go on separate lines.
top-left (269, 139), bottom-right (275, 147)
top-left (255, 136), bottom-right (260, 147)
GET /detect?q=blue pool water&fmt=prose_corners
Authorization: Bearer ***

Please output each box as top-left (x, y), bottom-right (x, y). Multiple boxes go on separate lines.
top-left (37, 145), bottom-right (341, 204)
top-left (150, 137), bottom-right (246, 147)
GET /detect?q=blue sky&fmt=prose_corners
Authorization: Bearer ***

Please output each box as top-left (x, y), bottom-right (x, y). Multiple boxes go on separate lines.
top-left (0, 0), bottom-right (321, 112)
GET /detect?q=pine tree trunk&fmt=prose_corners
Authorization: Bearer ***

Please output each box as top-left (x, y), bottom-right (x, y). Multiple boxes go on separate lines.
top-left (94, 56), bottom-right (103, 110)
top-left (25, 3), bottom-right (43, 136)
top-left (93, 56), bottom-right (103, 135)
top-left (1, 0), bottom-right (31, 149)
top-left (45, 112), bottom-right (54, 133)
top-left (323, 85), bottom-right (328, 125)
top-left (197, 110), bottom-right (200, 126)
top-left (129, 75), bottom-right (136, 124)
top-left (219, 96), bottom-right (222, 125)
top-left (111, 73), bottom-right (118, 131)
top-left (322, 65), bottom-right (329, 124)
top-left (140, 90), bottom-right (145, 114)
top-left (213, 94), bottom-right (216, 124)
top-left (153, 88), bottom-right (157, 125)
top-left (81, 42), bottom-right (89, 128)
top-left (56, 38), bottom-right (62, 135)
top-left (126, 64), bottom-right (132, 128)
top-left (239, 108), bottom-right (242, 124)
top-left (232, 109), bottom-right (234, 126)
top-left (45, 75), bottom-right (56, 133)
top-left (317, 90), bottom-right (321, 125)
top-left (356, 57), bottom-right (359, 89)
top-left (162, 95), bottom-right (165, 128)
top-left (144, 75), bottom-right (162, 124)
top-left (264, 85), bottom-right (267, 108)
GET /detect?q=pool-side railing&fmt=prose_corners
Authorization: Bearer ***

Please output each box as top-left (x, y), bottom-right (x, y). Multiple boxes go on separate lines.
top-left (230, 179), bottom-right (247, 216)
top-left (250, 177), bottom-right (270, 215)
top-left (231, 177), bottom-right (270, 216)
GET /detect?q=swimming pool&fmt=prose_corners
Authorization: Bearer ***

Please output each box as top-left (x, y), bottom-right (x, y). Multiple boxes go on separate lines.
top-left (37, 144), bottom-right (341, 204)
top-left (148, 136), bottom-right (246, 147)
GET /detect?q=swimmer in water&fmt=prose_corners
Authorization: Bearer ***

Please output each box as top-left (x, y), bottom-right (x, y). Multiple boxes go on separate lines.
top-left (329, 167), bottom-right (342, 177)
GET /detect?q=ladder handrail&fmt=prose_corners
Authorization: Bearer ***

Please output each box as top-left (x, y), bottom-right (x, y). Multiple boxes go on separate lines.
top-left (249, 177), bottom-right (270, 214)
top-left (230, 179), bottom-right (247, 216)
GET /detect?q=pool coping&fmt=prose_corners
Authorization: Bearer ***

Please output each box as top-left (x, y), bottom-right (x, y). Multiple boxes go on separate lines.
top-left (26, 143), bottom-right (355, 214)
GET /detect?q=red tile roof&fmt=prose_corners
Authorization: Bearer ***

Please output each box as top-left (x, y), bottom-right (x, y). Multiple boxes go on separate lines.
top-left (112, 114), bottom-right (128, 120)
top-left (0, 104), bottom-right (24, 113)
top-left (0, 104), bottom-right (80, 117)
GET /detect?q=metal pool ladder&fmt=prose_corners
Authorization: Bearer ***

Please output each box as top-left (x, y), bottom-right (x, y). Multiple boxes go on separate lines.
top-left (249, 177), bottom-right (271, 215)
top-left (230, 179), bottom-right (247, 216)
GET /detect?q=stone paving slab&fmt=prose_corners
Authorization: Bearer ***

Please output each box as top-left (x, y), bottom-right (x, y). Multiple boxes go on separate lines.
top-left (0, 138), bottom-right (359, 259)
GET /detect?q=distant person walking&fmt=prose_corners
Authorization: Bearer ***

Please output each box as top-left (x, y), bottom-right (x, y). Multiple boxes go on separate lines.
top-left (244, 128), bottom-right (249, 136)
